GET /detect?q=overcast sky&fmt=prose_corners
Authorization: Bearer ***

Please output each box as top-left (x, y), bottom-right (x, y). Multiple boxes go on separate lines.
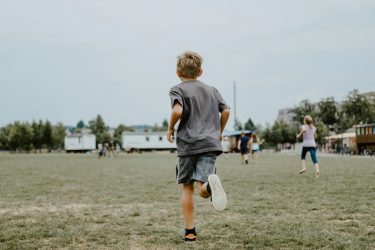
top-left (1, 0), bottom-right (374, 129)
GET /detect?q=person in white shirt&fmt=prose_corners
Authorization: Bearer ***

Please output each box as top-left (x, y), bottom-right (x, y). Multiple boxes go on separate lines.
top-left (296, 115), bottom-right (320, 177)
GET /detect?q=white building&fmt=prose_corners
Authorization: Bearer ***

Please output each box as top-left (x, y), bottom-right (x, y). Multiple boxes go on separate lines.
top-left (122, 132), bottom-right (177, 152)
top-left (64, 133), bottom-right (96, 153)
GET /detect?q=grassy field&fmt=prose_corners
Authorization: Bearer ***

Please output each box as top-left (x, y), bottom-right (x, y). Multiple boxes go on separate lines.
top-left (0, 152), bottom-right (374, 249)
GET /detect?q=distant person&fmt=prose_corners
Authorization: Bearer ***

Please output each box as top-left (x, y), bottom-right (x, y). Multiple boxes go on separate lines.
top-left (98, 143), bottom-right (107, 158)
top-left (249, 133), bottom-right (265, 164)
top-left (221, 136), bottom-right (230, 159)
top-left (296, 115), bottom-right (320, 177)
top-left (167, 51), bottom-right (230, 242)
top-left (108, 141), bottom-right (114, 158)
top-left (115, 143), bottom-right (121, 156)
top-left (237, 132), bottom-right (250, 164)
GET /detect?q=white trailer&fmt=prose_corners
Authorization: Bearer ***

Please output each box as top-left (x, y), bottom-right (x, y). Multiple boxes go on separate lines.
top-left (122, 132), bottom-right (177, 152)
top-left (64, 134), bottom-right (96, 153)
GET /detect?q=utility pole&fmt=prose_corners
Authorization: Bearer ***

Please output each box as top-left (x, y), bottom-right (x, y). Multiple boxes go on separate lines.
top-left (234, 81), bottom-right (237, 130)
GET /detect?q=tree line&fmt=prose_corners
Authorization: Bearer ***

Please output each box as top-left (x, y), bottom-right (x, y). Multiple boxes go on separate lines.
top-left (1, 89), bottom-right (373, 152)
top-left (0, 120), bottom-right (66, 152)
top-left (260, 89), bottom-right (375, 148)
top-left (0, 115), bottom-right (169, 152)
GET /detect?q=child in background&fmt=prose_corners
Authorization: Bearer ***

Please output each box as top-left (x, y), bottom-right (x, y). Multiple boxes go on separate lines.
top-left (237, 132), bottom-right (250, 164)
top-left (249, 133), bottom-right (265, 164)
top-left (296, 115), bottom-right (320, 177)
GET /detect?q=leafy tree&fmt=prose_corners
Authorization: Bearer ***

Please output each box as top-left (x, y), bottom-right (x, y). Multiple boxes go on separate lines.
top-left (336, 111), bottom-right (351, 133)
top-left (114, 124), bottom-right (134, 145)
top-left (103, 133), bottom-right (113, 143)
top-left (162, 119), bottom-right (168, 129)
top-left (8, 122), bottom-right (33, 152)
top-left (76, 120), bottom-right (85, 129)
top-left (315, 122), bottom-right (329, 145)
top-left (53, 122), bottom-right (66, 150)
top-left (261, 123), bottom-right (273, 147)
top-left (0, 126), bottom-right (10, 150)
top-left (31, 120), bottom-right (44, 153)
top-left (244, 118), bottom-right (256, 130)
top-left (370, 99), bottom-right (375, 123)
top-left (44, 120), bottom-right (53, 152)
top-left (89, 114), bottom-right (109, 146)
top-left (293, 99), bottom-right (317, 124)
top-left (262, 121), bottom-right (298, 149)
top-left (342, 89), bottom-right (373, 126)
top-left (317, 97), bottom-right (338, 131)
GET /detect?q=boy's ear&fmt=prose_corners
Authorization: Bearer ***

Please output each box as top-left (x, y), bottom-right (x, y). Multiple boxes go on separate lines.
top-left (198, 69), bottom-right (203, 77)
top-left (176, 70), bottom-right (183, 77)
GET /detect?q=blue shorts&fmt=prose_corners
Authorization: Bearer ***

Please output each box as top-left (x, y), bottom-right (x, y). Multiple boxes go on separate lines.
top-left (176, 152), bottom-right (217, 184)
top-left (301, 147), bottom-right (318, 164)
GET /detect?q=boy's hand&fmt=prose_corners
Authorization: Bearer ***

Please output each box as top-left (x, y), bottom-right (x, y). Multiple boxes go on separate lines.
top-left (167, 128), bottom-right (175, 143)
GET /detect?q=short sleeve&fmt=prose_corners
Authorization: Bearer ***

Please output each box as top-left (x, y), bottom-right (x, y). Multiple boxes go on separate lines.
top-left (169, 87), bottom-right (183, 108)
top-left (214, 87), bottom-right (230, 112)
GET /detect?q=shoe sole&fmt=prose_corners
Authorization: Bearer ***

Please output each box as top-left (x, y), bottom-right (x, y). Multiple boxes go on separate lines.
top-left (208, 174), bottom-right (227, 211)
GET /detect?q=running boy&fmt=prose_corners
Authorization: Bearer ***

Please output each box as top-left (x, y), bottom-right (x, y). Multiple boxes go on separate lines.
top-left (296, 115), bottom-right (320, 177)
top-left (167, 51), bottom-right (230, 242)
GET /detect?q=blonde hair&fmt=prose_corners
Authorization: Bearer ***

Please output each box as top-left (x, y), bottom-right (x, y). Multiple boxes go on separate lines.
top-left (176, 51), bottom-right (202, 79)
top-left (304, 115), bottom-right (314, 127)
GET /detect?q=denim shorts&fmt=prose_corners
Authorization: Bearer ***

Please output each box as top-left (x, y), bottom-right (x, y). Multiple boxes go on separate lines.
top-left (176, 152), bottom-right (217, 184)
top-left (301, 147), bottom-right (318, 164)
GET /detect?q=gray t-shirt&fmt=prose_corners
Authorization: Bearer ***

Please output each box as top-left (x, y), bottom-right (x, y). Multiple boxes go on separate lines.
top-left (169, 80), bottom-right (230, 157)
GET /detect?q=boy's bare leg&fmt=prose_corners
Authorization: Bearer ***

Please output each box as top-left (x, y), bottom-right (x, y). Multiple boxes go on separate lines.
top-left (244, 154), bottom-right (248, 164)
top-left (182, 183), bottom-right (195, 229)
top-left (197, 181), bottom-right (210, 198)
top-left (299, 160), bottom-right (307, 173)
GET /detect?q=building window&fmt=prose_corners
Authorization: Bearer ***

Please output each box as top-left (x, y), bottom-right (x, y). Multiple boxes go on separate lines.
top-left (146, 136), bottom-right (150, 142)
top-left (159, 136), bottom-right (163, 142)
top-left (373, 127), bottom-right (375, 135)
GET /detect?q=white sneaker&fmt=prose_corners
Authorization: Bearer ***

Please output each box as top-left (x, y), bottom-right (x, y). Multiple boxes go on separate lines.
top-left (208, 174), bottom-right (227, 211)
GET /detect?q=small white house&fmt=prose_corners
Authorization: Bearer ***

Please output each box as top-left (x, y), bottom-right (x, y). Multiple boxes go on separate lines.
top-left (64, 134), bottom-right (96, 153)
top-left (122, 132), bottom-right (177, 152)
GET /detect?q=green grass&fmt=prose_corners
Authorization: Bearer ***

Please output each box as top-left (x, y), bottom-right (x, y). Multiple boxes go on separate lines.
top-left (0, 153), bottom-right (374, 249)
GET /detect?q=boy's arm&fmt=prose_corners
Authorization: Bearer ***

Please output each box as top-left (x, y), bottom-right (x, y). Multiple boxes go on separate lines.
top-left (167, 102), bottom-right (183, 143)
top-left (220, 109), bottom-right (230, 141)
